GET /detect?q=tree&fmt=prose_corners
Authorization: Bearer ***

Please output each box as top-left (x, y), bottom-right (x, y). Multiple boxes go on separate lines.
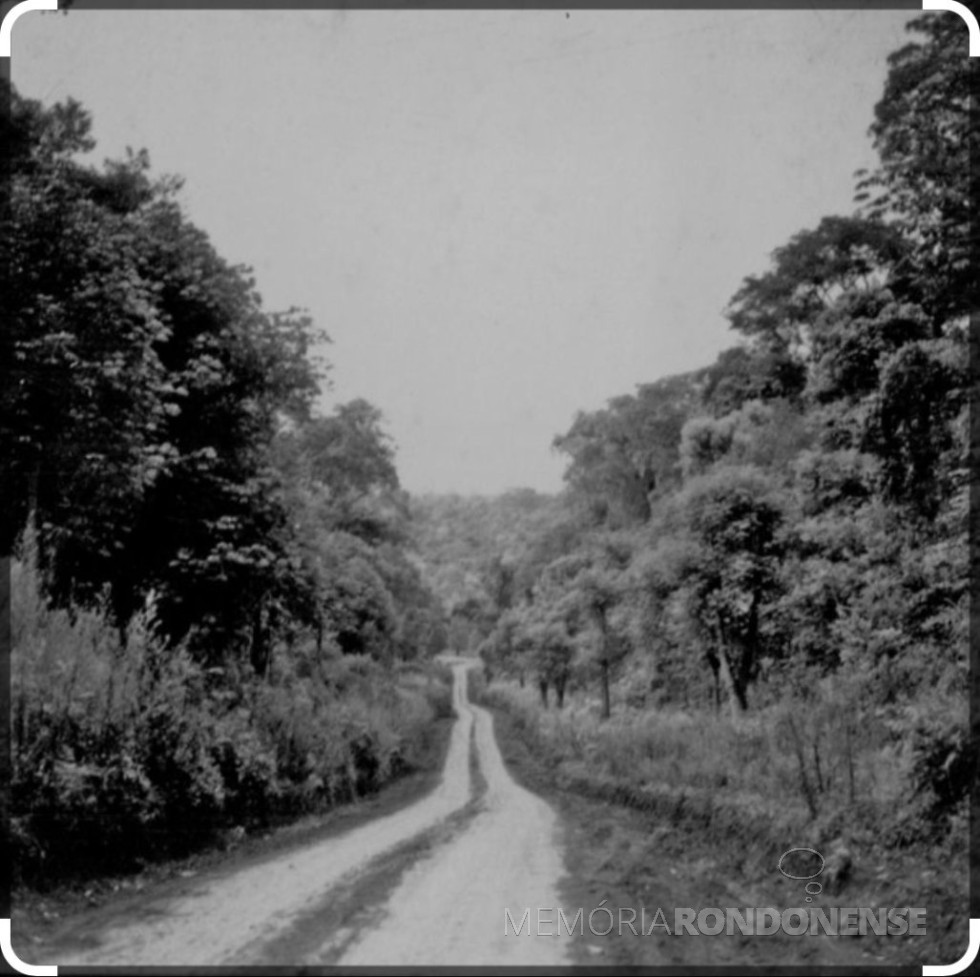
top-left (372, 542), bottom-right (448, 661)
top-left (807, 290), bottom-right (930, 404)
top-left (679, 399), bottom-right (810, 481)
top-left (631, 531), bottom-right (705, 707)
top-left (679, 415), bottom-right (737, 480)
top-left (553, 372), bottom-right (701, 527)
top-left (104, 187), bottom-right (323, 656)
top-left (1, 89), bottom-right (174, 580)
top-left (678, 467), bottom-right (787, 718)
top-left (534, 536), bottom-right (633, 719)
top-left (526, 613), bottom-right (576, 709)
top-left (725, 216), bottom-right (907, 358)
top-left (864, 339), bottom-right (964, 520)
top-left (315, 532), bottom-right (397, 659)
top-left (320, 399), bottom-right (398, 487)
top-left (480, 608), bottom-right (525, 686)
top-left (269, 401), bottom-right (446, 663)
top-left (858, 12), bottom-right (978, 327)
top-left (701, 344), bottom-right (807, 416)
top-left (1, 83), bottom-right (327, 665)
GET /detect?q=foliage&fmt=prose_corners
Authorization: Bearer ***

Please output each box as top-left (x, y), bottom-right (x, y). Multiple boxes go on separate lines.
top-left (858, 12), bottom-right (978, 325)
top-left (5, 84), bottom-right (452, 890)
top-left (552, 372), bottom-right (703, 526)
top-left (1, 82), bottom-right (326, 660)
top-left (409, 490), bottom-right (567, 653)
top-left (701, 344), bottom-right (807, 415)
top-left (10, 536), bottom-right (452, 885)
top-left (442, 16), bottom-right (971, 858)
top-left (8, 11), bottom-right (970, 904)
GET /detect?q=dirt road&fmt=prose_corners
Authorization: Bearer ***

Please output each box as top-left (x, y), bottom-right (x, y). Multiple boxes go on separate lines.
top-left (33, 659), bottom-right (569, 967)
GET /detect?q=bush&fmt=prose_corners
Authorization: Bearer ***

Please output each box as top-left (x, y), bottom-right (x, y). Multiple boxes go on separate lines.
top-left (883, 697), bottom-right (972, 846)
top-left (10, 534), bottom-right (455, 887)
top-left (476, 671), bottom-right (921, 858)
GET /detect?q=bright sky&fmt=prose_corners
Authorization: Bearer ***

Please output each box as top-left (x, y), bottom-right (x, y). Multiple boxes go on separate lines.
top-left (13, 7), bottom-right (918, 495)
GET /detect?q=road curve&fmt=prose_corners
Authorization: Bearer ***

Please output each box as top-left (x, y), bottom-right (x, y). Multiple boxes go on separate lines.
top-left (337, 662), bottom-right (569, 965)
top-left (36, 659), bottom-right (569, 967)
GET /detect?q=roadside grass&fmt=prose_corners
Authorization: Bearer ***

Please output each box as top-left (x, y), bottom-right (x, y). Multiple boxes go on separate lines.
top-left (473, 671), bottom-right (969, 970)
top-left (11, 714), bottom-right (457, 961)
top-left (9, 540), bottom-right (457, 893)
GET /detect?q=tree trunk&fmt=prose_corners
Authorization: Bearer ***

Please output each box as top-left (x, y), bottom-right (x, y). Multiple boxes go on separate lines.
top-left (706, 651), bottom-right (721, 713)
top-left (538, 679), bottom-right (549, 708)
top-left (596, 607), bottom-right (612, 720)
top-left (554, 675), bottom-right (566, 709)
top-left (786, 712), bottom-right (819, 819)
top-left (717, 647), bottom-right (747, 721)
top-left (714, 612), bottom-right (747, 719)
top-left (599, 659), bottom-right (610, 720)
top-left (734, 594), bottom-right (760, 701)
top-left (250, 599), bottom-right (269, 677)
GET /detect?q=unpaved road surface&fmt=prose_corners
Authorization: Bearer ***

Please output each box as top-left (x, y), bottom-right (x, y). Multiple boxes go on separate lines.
top-left (29, 659), bottom-right (569, 967)
top-left (337, 665), bottom-right (568, 966)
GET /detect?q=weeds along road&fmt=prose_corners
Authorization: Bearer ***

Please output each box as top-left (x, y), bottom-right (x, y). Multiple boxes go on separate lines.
top-left (41, 659), bottom-right (570, 967)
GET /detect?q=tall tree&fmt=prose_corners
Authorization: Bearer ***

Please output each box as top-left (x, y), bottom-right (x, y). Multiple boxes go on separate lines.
top-left (678, 467), bottom-right (787, 718)
top-left (553, 372), bottom-right (701, 527)
top-left (725, 215), bottom-right (907, 358)
top-left (858, 11), bottom-right (978, 327)
top-left (1, 84), bottom-right (326, 665)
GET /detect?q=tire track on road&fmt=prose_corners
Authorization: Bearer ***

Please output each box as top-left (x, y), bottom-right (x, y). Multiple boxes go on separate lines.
top-left (335, 667), bottom-right (571, 966)
top-left (53, 660), bottom-right (478, 967)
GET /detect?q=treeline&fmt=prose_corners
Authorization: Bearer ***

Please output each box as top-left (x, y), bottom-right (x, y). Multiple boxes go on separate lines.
top-left (409, 489), bottom-right (560, 654)
top-left (461, 14), bottom-right (971, 849)
top-left (2, 82), bottom-right (450, 885)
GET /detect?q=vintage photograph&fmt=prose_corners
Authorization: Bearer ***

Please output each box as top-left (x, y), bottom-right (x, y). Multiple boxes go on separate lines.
top-left (2, 4), bottom-right (972, 971)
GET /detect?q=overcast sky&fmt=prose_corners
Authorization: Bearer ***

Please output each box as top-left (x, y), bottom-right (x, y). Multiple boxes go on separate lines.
top-left (13, 7), bottom-right (918, 495)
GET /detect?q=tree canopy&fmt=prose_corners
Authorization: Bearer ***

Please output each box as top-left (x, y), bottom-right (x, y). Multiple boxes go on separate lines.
top-left (2, 81), bottom-right (447, 670)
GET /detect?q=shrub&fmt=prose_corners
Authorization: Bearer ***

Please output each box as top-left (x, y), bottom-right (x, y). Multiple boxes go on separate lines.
top-left (10, 532), bottom-right (455, 887)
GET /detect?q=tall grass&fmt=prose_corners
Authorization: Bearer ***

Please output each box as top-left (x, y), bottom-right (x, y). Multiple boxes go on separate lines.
top-left (475, 669), bottom-right (969, 968)
top-left (9, 534), bottom-right (453, 888)
top-left (475, 671), bottom-right (962, 857)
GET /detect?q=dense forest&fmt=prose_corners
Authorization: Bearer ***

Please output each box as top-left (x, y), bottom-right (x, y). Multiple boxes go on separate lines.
top-left (2, 13), bottom-right (972, 956)
top-left (427, 11), bottom-right (971, 889)
top-left (2, 80), bottom-right (452, 884)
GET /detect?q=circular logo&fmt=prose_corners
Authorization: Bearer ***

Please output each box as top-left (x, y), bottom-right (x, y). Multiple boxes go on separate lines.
top-left (778, 848), bottom-right (825, 902)
top-left (777, 847), bottom-right (825, 881)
